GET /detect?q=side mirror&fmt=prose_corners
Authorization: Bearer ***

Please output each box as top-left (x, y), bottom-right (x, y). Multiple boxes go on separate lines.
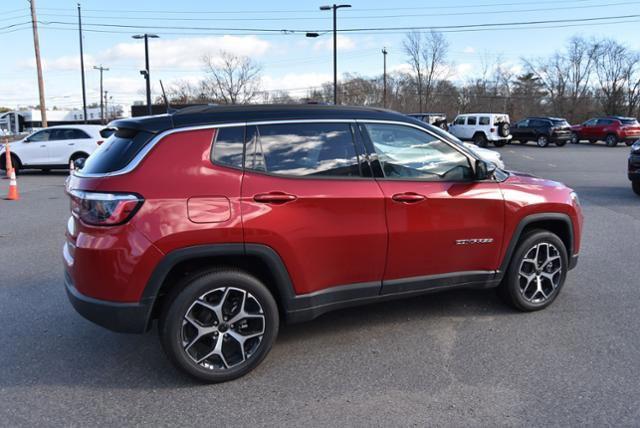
top-left (23, 137), bottom-right (30, 143)
top-left (475, 159), bottom-right (496, 180)
top-left (73, 158), bottom-right (86, 170)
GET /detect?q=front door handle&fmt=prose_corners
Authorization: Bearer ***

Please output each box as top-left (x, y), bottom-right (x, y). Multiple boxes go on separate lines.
top-left (392, 192), bottom-right (426, 203)
top-left (253, 192), bottom-right (298, 204)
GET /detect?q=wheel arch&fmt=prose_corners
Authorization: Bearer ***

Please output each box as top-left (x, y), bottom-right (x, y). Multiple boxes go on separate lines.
top-left (69, 151), bottom-right (90, 162)
top-left (497, 213), bottom-right (574, 279)
top-left (143, 244), bottom-right (296, 330)
top-left (0, 151), bottom-right (22, 169)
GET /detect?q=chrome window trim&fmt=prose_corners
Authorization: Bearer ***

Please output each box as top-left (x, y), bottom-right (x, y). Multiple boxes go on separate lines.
top-left (75, 119), bottom-right (358, 178)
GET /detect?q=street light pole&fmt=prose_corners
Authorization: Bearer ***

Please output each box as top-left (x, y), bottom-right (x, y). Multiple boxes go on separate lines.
top-left (320, 4), bottom-right (351, 105)
top-left (382, 47), bottom-right (388, 108)
top-left (132, 34), bottom-right (159, 115)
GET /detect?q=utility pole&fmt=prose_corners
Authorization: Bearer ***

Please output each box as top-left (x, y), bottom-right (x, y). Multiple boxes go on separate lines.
top-left (382, 47), bottom-right (388, 108)
top-left (93, 65), bottom-right (109, 124)
top-left (28, 0), bottom-right (47, 127)
top-left (78, 3), bottom-right (87, 123)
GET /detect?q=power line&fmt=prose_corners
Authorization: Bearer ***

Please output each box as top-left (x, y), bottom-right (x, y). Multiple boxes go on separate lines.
top-left (37, 1), bottom-right (640, 22)
top-left (31, 14), bottom-right (640, 35)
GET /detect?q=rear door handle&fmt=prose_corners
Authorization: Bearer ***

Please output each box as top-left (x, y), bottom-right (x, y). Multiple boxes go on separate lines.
top-left (392, 192), bottom-right (426, 203)
top-left (253, 192), bottom-right (298, 204)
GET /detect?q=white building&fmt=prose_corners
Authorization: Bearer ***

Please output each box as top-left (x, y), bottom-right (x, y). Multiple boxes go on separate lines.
top-left (0, 106), bottom-right (124, 135)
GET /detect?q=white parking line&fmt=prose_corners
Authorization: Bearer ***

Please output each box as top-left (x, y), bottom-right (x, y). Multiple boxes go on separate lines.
top-left (522, 154), bottom-right (535, 160)
top-left (548, 163), bottom-right (557, 167)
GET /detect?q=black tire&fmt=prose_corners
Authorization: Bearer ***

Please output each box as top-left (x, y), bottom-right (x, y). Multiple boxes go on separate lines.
top-left (0, 153), bottom-right (21, 174)
top-left (497, 122), bottom-right (510, 138)
top-left (632, 180), bottom-right (640, 196)
top-left (159, 269), bottom-right (279, 383)
top-left (570, 133), bottom-right (580, 144)
top-left (605, 134), bottom-right (618, 147)
top-left (498, 230), bottom-right (568, 312)
top-left (536, 135), bottom-right (549, 148)
top-left (555, 139), bottom-right (567, 147)
top-left (70, 153), bottom-right (89, 170)
top-left (473, 133), bottom-right (488, 148)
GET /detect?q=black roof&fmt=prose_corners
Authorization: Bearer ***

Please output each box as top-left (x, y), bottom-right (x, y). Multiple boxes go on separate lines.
top-left (524, 116), bottom-right (567, 121)
top-left (111, 104), bottom-right (419, 134)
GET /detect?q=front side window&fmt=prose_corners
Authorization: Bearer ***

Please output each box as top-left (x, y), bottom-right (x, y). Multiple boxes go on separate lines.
top-left (584, 119), bottom-right (598, 126)
top-left (212, 126), bottom-right (244, 169)
top-left (454, 116), bottom-right (466, 125)
top-left (28, 130), bottom-right (51, 142)
top-left (363, 123), bottom-right (473, 181)
top-left (245, 122), bottom-right (361, 177)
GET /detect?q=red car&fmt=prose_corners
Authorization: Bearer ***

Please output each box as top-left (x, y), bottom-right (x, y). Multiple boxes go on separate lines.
top-left (570, 116), bottom-right (640, 146)
top-left (64, 105), bottom-right (583, 382)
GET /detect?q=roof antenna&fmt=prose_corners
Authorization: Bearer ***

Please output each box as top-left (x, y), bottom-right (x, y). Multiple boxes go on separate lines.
top-left (159, 80), bottom-right (175, 114)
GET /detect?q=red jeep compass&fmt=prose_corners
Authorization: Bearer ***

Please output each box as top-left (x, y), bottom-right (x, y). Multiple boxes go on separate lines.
top-left (64, 105), bottom-right (583, 382)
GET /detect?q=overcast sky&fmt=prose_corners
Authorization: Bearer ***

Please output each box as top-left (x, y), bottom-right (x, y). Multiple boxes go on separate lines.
top-left (1, 0), bottom-right (638, 111)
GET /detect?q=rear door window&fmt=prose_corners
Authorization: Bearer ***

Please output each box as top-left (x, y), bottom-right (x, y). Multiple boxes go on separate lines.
top-left (467, 116), bottom-right (477, 125)
top-left (245, 122), bottom-right (362, 178)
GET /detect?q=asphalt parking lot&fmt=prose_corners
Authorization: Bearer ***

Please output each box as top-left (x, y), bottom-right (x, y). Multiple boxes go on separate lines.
top-left (0, 142), bottom-right (638, 426)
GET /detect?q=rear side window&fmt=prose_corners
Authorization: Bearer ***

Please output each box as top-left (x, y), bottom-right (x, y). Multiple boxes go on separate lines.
top-left (479, 116), bottom-right (490, 125)
top-left (245, 122), bottom-right (361, 177)
top-left (100, 128), bottom-right (116, 138)
top-left (212, 126), bottom-right (244, 169)
top-left (551, 119), bottom-right (569, 127)
top-left (620, 118), bottom-right (639, 125)
top-left (467, 116), bottom-right (477, 125)
top-left (81, 129), bottom-right (154, 174)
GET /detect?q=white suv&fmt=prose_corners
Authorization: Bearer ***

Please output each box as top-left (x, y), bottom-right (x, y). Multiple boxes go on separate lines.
top-left (448, 113), bottom-right (511, 147)
top-left (0, 125), bottom-right (112, 173)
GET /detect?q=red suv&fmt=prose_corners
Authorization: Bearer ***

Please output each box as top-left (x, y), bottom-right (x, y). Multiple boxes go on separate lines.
top-left (64, 105), bottom-right (583, 382)
top-left (570, 116), bottom-right (640, 146)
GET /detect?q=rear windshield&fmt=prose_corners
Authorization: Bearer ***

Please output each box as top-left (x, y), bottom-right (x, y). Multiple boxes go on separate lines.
top-left (551, 119), bottom-right (570, 127)
top-left (81, 129), bottom-right (154, 174)
top-left (620, 118), bottom-right (639, 125)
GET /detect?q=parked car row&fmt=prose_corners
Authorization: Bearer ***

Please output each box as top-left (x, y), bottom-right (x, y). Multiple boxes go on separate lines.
top-left (411, 112), bottom-right (640, 149)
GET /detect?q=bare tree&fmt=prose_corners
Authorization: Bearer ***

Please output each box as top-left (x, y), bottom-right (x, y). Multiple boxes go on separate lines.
top-left (421, 30), bottom-right (451, 111)
top-left (403, 31), bottom-right (425, 111)
top-left (202, 51), bottom-right (262, 104)
top-left (595, 39), bottom-right (632, 115)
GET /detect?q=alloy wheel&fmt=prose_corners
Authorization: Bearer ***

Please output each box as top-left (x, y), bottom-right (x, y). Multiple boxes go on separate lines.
top-left (181, 287), bottom-right (265, 370)
top-left (518, 242), bottom-right (562, 304)
top-left (537, 135), bottom-right (548, 147)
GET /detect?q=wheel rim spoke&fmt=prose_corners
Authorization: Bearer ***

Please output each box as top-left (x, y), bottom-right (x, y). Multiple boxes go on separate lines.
top-left (181, 286), bottom-right (266, 371)
top-left (518, 242), bottom-right (562, 304)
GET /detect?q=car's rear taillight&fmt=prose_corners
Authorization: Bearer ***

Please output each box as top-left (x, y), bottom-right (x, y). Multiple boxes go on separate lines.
top-left (490, 127), bottom-right (496, 133)
top-left (69, 190), bottom-right (143, 226)
top-left (96, 140), bottom-right (104, 145)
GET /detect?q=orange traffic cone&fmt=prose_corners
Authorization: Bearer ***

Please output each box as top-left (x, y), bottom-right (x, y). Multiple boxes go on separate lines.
top-left (6, 169), bottom-right (18, 200)
top-left (3, 139), bottom-right (12, 179)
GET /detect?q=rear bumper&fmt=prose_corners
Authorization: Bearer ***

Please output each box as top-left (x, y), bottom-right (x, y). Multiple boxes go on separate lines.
top-left (551, 133), bottom-right (571, 142)
top-left (65, 271), bottom-right (151, 334)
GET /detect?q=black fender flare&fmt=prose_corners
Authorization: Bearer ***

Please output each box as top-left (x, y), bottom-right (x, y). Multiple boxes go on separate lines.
top-left (496, 213), bottom-right (575, 279)
top-left (140, 243), bottom-right (297, 329)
